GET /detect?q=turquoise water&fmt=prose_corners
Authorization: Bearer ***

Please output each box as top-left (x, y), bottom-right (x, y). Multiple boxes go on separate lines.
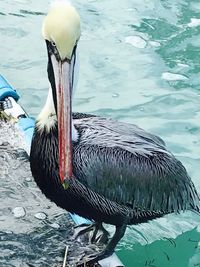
top-left (0, 0), bottom-right (200, 266)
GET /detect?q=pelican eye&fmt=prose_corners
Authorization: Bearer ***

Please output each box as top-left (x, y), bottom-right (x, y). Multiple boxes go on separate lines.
top-left (51, 41), bottom-right (56, 47)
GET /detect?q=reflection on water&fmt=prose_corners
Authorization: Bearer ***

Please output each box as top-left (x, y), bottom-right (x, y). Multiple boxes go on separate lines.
top-left (0, 0), bottom-right (200, 266)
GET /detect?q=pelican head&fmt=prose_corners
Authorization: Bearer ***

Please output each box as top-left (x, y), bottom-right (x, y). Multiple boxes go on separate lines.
top-left (42, 0), bottom-right (81, 184)
top-left (43, 0), bottom-right (81, 60)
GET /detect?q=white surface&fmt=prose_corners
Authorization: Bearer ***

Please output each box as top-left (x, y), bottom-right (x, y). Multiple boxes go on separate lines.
top-left (34, 212), bottom-right (47, 220)
top-left (4, 97), bottom-right (26, 118)
top-left (99, 254), bottom-right (124, 267)
top-left (12, 207), bottom-right (26, 218)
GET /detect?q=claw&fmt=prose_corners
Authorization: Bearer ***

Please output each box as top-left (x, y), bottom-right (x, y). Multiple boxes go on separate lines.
top-left (74, 223), bottom-right (92, 229)
top-left (73, 223), bottom-right (95, 240)
top-left (90, 223), bottom-right (110, 245)
top-left (95, 232), bottom-right (109, 245)
top-left (73, 223), bottom-right (109, 245)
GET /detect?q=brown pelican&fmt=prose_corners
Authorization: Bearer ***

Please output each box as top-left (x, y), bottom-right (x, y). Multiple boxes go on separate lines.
top-left (30, 1), bottom-right (200, 265)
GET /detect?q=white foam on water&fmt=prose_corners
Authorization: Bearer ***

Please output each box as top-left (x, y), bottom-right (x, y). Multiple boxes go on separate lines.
top-left (149, 41), bottom-right (161, 47)
top-left (125, 35), bottom-right (147, 49)
top-left (112, 93), bottom-right (119, 98)
top-left (188, 18), bottom-right (200, 28)
top-left (161, 72), bottom-right (188, 81)
top-left (177, 63), bottom-right (189, 68)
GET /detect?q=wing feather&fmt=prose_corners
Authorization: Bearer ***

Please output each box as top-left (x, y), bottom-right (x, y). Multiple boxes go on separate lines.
top-left (73, 117), bottom-right (199, 213)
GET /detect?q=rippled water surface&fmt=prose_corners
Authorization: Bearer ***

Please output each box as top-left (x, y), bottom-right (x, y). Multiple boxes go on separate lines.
top-left (0, 0), bottom-right (200, 266)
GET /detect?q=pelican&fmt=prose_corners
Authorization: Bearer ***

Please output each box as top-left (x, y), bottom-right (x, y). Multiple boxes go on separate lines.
top-left (30, 0), bottom-right (200, 265)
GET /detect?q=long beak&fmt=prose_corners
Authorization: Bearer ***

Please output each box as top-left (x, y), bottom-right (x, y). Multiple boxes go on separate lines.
top-left (51, 54), bottom-right (73, 184)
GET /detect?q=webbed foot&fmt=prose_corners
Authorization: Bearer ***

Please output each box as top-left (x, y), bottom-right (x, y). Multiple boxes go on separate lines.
top-left (75, 223), bottom-right (127, 267)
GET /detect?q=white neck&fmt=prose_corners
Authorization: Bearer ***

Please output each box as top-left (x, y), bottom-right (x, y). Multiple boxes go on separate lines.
top-left (37, 88), bottom-right (79, 142)
top-left (37, 88), bottom-right (56, 132)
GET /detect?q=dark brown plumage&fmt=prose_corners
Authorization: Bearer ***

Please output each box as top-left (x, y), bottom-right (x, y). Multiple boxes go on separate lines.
top-left (30, 112), bottom-right (200, 264)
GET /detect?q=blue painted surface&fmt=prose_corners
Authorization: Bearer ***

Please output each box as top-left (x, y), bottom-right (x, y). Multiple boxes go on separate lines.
top-left (18, 117), bottom-right (35, 148)
top-left (0, 75), bottom-right (19, 101)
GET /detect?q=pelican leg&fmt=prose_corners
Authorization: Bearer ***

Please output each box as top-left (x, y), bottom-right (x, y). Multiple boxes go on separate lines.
top-left (76, 224), bottom-right (127, 267)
